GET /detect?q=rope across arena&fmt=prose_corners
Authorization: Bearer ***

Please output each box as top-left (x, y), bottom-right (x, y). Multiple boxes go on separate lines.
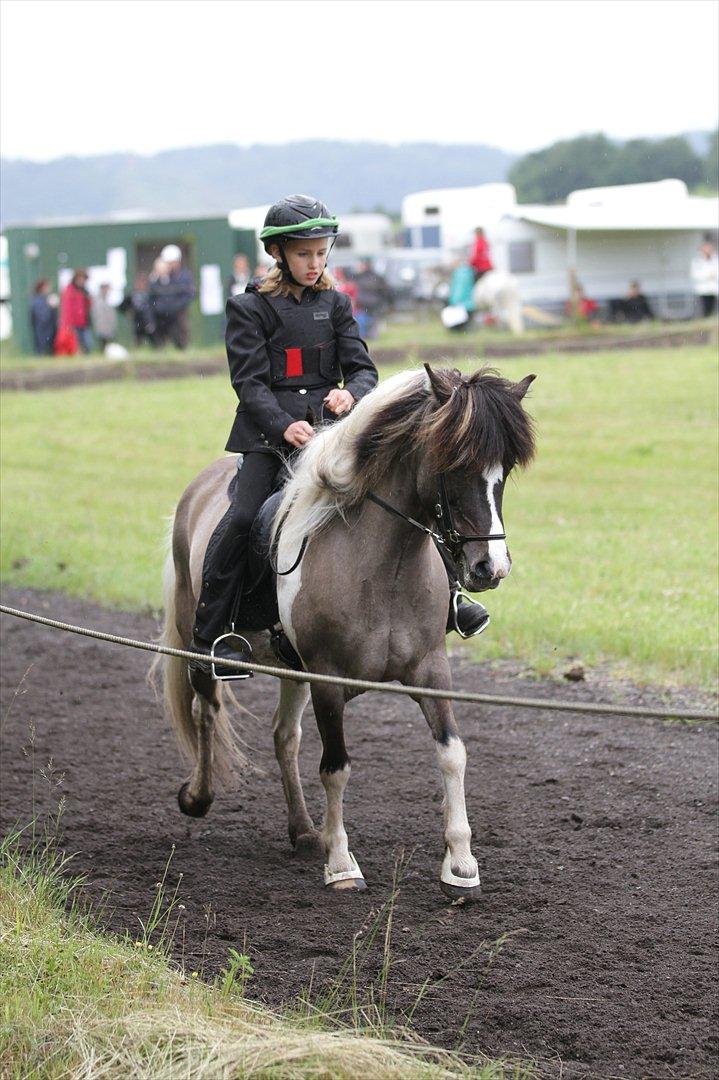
top-left (1, 604), bottom-right (716, 723)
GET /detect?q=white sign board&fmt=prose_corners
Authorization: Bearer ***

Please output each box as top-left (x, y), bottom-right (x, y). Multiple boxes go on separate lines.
top-left (200, 264), bottom-right (224, 315)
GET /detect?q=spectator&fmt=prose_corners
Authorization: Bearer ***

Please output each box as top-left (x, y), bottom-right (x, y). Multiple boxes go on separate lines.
top-left (226, 253), bottom-right (251, 298)
top-left (91, 283), bottom-right (118, 351)
top-left (353, 258), bottom-right (391, 339)
top-left (609, 281), bottom-right (654, 323)
top-left (469, 227), bottom-right (493, 282)
top-left (441, 259), bottom-right (475, 332)
top-left (29, 278), bottom-right (57, 355)
top-left (119, 271), bottom-right (155, 347)
top-left (60, 268), bottom-right (93, 353)
top-left (566, 281), bottom-right (600, 325)
top-left (148, 244), bottom-right (196, 349)
top-left (691, 237), bottom-right (719, 317)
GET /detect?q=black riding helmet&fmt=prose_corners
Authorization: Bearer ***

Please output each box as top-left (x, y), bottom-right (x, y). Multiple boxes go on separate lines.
top-left (260, 195), bottom-right (339, 284)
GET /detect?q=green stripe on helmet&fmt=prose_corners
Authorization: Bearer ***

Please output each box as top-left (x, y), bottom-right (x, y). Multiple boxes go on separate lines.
top-left (259, 216), bottom-right (339, 240)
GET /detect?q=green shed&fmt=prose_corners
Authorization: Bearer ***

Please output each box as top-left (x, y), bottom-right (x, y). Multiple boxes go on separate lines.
top-left (5, 213), bottom-right (256, 354)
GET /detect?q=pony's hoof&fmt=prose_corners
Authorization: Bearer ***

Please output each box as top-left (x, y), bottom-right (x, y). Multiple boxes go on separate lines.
top-left (440, 851), bottom-right (481, 901)
top-left (177, 782), bottom-right (213, 818)
top-left (439, 879), bottom-right (482, 902)
top-left (328, 876), bottom-right (367, 892)
top-left (324, 853), bottom-right (366, 890)
top-left (292, 830), bottom-right (323, 858)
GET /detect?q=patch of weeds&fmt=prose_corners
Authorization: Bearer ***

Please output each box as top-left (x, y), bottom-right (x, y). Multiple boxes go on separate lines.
top-left (136, 844), bottom-right (184, 953)
top-left (217, 945), bottom-right (254, 999)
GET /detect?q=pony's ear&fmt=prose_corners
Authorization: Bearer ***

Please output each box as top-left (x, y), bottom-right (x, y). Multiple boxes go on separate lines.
top-left (423, 362), bottom-right (453, 403)
top-left (514, 374), bottom-right (536, 400)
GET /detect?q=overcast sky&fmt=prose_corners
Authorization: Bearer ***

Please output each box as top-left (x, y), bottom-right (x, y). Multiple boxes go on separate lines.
top-left (1, 0), bottom-right (717, 161)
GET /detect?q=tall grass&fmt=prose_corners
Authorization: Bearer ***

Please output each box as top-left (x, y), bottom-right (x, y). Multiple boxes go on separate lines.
top-left (1, 346), bottom-right (717, 686)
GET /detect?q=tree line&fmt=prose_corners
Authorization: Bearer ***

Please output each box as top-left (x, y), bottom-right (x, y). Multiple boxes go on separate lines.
top-left (508, 131), bottom-right (719, 204)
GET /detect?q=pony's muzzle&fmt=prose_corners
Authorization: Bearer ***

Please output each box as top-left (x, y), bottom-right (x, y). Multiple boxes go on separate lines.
top-left (468, 553), bottom-right (511, 590)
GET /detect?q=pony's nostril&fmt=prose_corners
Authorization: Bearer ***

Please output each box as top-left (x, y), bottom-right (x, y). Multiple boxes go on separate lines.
top-left (473, 559), bottom-right (493, 580)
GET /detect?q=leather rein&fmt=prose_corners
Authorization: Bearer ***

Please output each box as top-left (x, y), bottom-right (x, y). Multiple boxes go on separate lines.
top-left (367, 474), bottom-right (505, 559)
top-left (271, 474), bottom-right (505, 576)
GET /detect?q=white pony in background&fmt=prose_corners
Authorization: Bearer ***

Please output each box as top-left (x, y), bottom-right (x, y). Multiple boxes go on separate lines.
top-left (473, 270), bottom-right (525, 335)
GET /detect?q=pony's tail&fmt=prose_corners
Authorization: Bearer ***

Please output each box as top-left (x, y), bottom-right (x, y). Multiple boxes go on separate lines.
top-left (149, 531), bottom-right (242, 789)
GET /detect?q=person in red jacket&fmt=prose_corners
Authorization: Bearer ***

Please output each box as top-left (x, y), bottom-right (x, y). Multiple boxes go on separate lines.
top-left (469, 227), bottom-right (493, 282)
top-left (59, 269), bottom-right (93, 353)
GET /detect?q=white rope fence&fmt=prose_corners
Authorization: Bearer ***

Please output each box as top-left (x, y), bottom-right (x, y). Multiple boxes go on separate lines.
top-left (1, 604), bottom-right (716, 722)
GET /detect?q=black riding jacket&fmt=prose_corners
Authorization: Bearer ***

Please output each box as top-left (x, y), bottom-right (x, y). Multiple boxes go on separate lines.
top-left (224, 284), bottom-right (378, 453)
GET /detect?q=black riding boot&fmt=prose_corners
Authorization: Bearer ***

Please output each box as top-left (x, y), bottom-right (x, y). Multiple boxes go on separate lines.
top-left (446, 589), bottom-right (490, 638)
top-left (436, 541), bottom-right (490, 638)
top-left (190, 453), bottom-right (287, 679)
top-left (191, 533), bottom-right (254, 681)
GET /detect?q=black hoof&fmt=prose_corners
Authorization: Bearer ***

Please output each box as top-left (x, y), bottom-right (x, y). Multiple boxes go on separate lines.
top-left (177, 781), bottom-right (213, 818)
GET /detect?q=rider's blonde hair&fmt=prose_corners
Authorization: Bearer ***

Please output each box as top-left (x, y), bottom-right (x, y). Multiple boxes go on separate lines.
top-left (258, 265), bottom-right (335, 296)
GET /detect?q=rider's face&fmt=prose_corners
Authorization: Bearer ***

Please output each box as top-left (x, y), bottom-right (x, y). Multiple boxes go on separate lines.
top-left (277, 237), bottom-right (330, 285)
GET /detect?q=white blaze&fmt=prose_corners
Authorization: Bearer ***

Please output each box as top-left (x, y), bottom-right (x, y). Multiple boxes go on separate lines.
top-left (482, 463), bottom-right (511, 578)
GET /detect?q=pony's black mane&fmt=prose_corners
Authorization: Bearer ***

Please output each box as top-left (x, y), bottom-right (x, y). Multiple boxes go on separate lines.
top-left (354, 367), bottom-right (536, 483)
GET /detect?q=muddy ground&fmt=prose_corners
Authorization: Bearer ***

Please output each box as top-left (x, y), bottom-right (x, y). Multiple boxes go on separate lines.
top-left (1, 586), bottom-right (717, 1078)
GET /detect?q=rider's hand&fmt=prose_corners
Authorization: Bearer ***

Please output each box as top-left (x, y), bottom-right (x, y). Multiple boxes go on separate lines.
top-left (324, 388), bottom-right (355, 416)
top-left (283, 420), bottom-right (315, 447)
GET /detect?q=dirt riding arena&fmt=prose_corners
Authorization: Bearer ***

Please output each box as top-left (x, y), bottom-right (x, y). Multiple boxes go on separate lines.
top-left (1, 586), bottom-right (717, 1078)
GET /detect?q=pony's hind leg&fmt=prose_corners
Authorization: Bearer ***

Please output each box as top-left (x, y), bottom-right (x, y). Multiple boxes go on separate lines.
top-left (311, 682), bottom-right (366, 891)
top-left (273, 678), bottom-right (321, 854)
top-left (177, 670), bottom-right (220, 817)
top-left (410, 656), bottom-right (481, 901)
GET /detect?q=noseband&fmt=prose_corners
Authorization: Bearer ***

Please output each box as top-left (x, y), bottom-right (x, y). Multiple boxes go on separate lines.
top-left (367, 473), bottom-right (506, 561)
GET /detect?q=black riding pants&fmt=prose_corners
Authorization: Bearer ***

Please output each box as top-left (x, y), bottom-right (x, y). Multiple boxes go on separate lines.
top-left (193, 451), bottom-right (288, 643)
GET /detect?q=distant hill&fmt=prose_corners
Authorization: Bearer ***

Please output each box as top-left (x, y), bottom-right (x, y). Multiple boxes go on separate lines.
top-left (0, 140), bottom-right (516, 227)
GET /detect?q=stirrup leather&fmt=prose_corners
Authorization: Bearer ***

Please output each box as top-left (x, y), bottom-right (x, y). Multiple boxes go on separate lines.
top-left (211, 631), bottom-right (253, 682)
top-left (451, 589), bottom-right (490, 639)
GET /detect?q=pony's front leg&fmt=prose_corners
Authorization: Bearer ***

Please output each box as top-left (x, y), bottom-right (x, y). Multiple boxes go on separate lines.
top-left (310, 683), bottom-right (366, 891)
top-left (411, 658), bottom-right (481, 900)
top-left (272, 678), bottom-right (321, 855)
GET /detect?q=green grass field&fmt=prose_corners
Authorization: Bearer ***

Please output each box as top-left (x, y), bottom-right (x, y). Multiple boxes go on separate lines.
top-left (1, 346), bottom-right (717, 688)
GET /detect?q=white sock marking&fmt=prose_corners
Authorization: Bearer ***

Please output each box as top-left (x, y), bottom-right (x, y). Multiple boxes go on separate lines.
top-left (435, 737), bottom-right (479, 882)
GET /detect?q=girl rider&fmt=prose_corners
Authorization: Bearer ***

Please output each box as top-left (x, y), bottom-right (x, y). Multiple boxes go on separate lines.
top-left (190, 194), bottom-right (488, 678)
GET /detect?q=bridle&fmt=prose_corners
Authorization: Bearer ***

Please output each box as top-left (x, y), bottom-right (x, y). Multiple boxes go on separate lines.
top-left (367, 473), bottom-right (506, 563)
top-left (270, 470), bottom-right (506, 576)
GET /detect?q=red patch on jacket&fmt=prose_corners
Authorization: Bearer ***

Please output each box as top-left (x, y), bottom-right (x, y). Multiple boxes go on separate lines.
top-left (285, 348), bottom-right (304, 378)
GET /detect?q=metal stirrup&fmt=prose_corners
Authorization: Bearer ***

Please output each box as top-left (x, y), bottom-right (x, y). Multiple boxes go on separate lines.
top-left (451, 589), bottom-right (490, 640)
top-left (210, 631), bottom-right (253, 682)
